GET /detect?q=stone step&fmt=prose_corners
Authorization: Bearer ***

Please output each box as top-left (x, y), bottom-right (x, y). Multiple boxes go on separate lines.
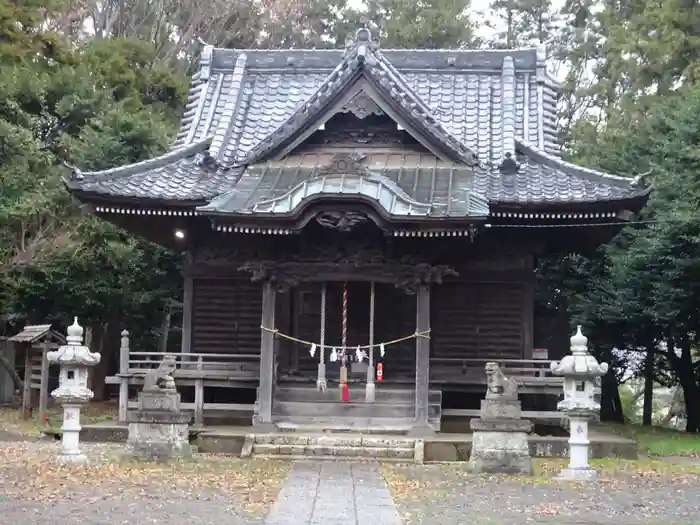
top-left (274, 385), bottom-right (442, 404)
top-left (252, 443), bottom-right (415, 460)
top-left (273, 400), bottom-right (441, 419)
top-left (254, 433), bottom-right (416, 449)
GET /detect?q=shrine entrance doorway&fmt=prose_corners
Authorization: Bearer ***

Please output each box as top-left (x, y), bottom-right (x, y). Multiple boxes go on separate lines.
top-left (289, 281), bottom-right (417, 390)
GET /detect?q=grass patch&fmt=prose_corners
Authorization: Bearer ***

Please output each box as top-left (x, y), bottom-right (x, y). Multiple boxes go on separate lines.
top-left (601, 422), bottom-right (700, 457)
top-left (0, 402), bottom-right (116, 437)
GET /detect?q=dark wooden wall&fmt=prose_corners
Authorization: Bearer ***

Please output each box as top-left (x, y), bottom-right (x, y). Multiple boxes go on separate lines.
top-left (431, 281), bottom-right (529, 360)
top-left (187, 274), bottom-right (533, 367)
top-left (190, 278), bottom-right (262, 355)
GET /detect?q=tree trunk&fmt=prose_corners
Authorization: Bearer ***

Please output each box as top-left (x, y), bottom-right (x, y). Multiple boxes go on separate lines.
top-left (90, 323), bottom-right (110, 401)
top-left (676, 337), bottom-right (699, 433)
top-left (600, 365), bottom-right (624, 423)
top-left (642, 346), bottom-right (654, 425)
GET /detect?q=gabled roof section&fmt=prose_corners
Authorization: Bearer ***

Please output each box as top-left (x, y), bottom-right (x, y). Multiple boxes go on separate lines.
top-left (240, 28), bottom-right (479, 167)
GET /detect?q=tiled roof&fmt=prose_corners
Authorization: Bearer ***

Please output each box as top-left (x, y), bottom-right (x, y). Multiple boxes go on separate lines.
top-left (65, 143), bottom-right (649, 207)
top-left (239, 29), bottom-right (478, 166)
top-left (64, 28), bottom-right (650, 211)
top-left (64, 138), bottom-right (243, 202)
top-left (171, 41), bottom-right (558, 166)
top-left (197, 146), bottom-right (650, 217)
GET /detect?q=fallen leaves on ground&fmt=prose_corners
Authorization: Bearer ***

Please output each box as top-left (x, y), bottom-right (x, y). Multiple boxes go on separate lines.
top-left (382, 457), bottom-right (700, 499)
top-left (0, 441), bottom-right (290, 513)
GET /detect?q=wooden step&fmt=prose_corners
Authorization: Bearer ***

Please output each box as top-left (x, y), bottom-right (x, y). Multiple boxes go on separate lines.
top-left (274, 385), bottom-right (442, 404)
top-left (273, 400), bottom-right (441, 419)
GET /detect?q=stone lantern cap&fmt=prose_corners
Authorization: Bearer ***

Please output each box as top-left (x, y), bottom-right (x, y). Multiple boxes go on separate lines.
top-left (47, 317), bottom-right (101, 366)
top-left (550, 325), bottom-right (608, 378)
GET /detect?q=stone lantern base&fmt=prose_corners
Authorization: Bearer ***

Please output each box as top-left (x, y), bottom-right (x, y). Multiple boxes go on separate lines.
top-left (127, 389), bottom-right (191, 461)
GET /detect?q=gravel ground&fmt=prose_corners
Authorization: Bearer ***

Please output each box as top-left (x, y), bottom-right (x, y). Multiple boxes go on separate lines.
top-left (382, 462), bottom-right (700, 525)
top-left (0, 440), bottom-right (290, 525)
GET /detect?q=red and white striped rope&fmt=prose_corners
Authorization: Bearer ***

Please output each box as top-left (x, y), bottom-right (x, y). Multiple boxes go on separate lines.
top-left (341, 282), bottom-right (348, 353)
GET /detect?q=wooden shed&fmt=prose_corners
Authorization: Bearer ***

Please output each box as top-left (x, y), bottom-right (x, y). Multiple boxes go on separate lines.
top-left (8, 325), bottom-right (66, 422)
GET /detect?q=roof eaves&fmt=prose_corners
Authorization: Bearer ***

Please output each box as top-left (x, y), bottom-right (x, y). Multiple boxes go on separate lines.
top-left (516, 139), bottom-right (651, 193)
top-left (63, 136), bottom-right (214, 189)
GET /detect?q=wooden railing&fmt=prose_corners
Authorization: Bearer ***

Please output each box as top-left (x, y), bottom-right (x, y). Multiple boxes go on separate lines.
top-left (106, 330), bottom-right (262, 425)
top-left (429, 357), bottom-right (562, 395)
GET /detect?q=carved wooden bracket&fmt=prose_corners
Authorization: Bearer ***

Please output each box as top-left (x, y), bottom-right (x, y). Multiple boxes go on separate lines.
top-left (238, 260), bottom-right (458, 294)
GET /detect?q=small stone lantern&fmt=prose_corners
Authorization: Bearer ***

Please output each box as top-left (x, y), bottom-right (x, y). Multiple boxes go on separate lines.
top-left (550, 325), bottom-right (608, 481)
top-left (46, 317), bottom-right (101, 464)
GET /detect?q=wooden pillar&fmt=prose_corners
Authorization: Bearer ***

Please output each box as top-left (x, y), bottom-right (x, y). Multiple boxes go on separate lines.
top-left (181, 276), bottom-right (193, 354)
top-left (410, 284), bottom-right (433, 435)
top-left (194, 356), bottom-right (204, 426)
top-left (255, 282), bottom-right (276, 429)
top-left (118, 330), bottom-right (130, 423)
top-left (22, 347), bottom-right (32, 419)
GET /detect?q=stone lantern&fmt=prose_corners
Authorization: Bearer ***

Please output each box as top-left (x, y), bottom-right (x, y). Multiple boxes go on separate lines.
top-left (550, 325), bottom-right (608, 480)
top-left (46, 317), bottom-right (101, 464)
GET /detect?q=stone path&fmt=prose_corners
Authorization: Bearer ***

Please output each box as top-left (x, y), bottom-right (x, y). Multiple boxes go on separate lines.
top-left (265, 461), bottom-right (402, 525)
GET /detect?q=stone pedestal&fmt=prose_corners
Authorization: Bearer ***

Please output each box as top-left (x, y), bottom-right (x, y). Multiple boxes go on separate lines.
top-left (127, 389), bottom-right (191, 461)
top-left (469, 397), bottom-right (533, 475)
top-left (556, 411), bottom-right (596, 481)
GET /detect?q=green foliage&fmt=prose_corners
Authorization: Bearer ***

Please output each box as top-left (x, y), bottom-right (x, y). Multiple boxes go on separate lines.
top-left (351, 0), bottom-right (475, 48)
top-left (0, 1), bottom-right (186, 356)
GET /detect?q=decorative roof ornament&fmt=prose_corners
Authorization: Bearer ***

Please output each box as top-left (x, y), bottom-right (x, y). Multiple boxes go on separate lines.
top-left (498, 152), bottom-right (520, 175)
top-left (62, 161), bottom-right (84, 181)
top-left (317, 152), bottom-right (368, 175)
top-left (344, 26), bottom-right (378, 61)
top-left (196, 151), bottom-right (220, 173)
top-left (341, 92), bottom-right (384, 119)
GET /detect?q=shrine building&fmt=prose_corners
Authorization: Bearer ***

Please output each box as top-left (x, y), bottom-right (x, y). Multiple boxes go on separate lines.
top-left (64, 28), bottom-right (650, 434)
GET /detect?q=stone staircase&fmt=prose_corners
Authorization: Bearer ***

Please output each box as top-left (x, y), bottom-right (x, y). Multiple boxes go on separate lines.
top-left (243, 433), bottom-right (421, 462)
top-left (271, 383), bottom-right (442, 434)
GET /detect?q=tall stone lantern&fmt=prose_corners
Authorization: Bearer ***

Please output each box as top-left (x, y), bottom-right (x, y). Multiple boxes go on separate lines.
top-left (46, 317), bottom-right (101, 464)
top-left (550, 326), bottom-right (608, 480)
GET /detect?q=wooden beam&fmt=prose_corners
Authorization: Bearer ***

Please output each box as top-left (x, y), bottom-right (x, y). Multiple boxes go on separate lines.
top-left (38, 343), bottom-right (50, 425)
top-left (22, 348), bottom-right (32, 419)
top-left (255, 282), bottom-right (276, 428)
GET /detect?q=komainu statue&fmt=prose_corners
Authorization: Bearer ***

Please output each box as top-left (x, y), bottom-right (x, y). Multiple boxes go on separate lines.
top-left (485, 361), bottom-right (518, 401)
top-left (143, 354), bottom-right (177, 391)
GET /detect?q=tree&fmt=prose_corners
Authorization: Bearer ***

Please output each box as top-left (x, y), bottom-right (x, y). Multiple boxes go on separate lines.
top-left (347, 0), bottom-right (475, 49)
top-left (0, 2), bottom-right (188, 398)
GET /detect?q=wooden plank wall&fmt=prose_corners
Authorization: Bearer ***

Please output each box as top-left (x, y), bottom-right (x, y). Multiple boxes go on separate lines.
top-left (431, 281), bottom-right (527, 360)
top-left (191, 278), bottom-right (262, 355)
top-left (188, 275), bottom-right (531, 365)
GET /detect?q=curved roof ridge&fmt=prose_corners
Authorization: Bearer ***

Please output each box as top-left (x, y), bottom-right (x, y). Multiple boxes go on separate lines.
top-left (516, 139), bottom-right (650, 188)
top-left (64, 137), bottom-right (214, 183)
